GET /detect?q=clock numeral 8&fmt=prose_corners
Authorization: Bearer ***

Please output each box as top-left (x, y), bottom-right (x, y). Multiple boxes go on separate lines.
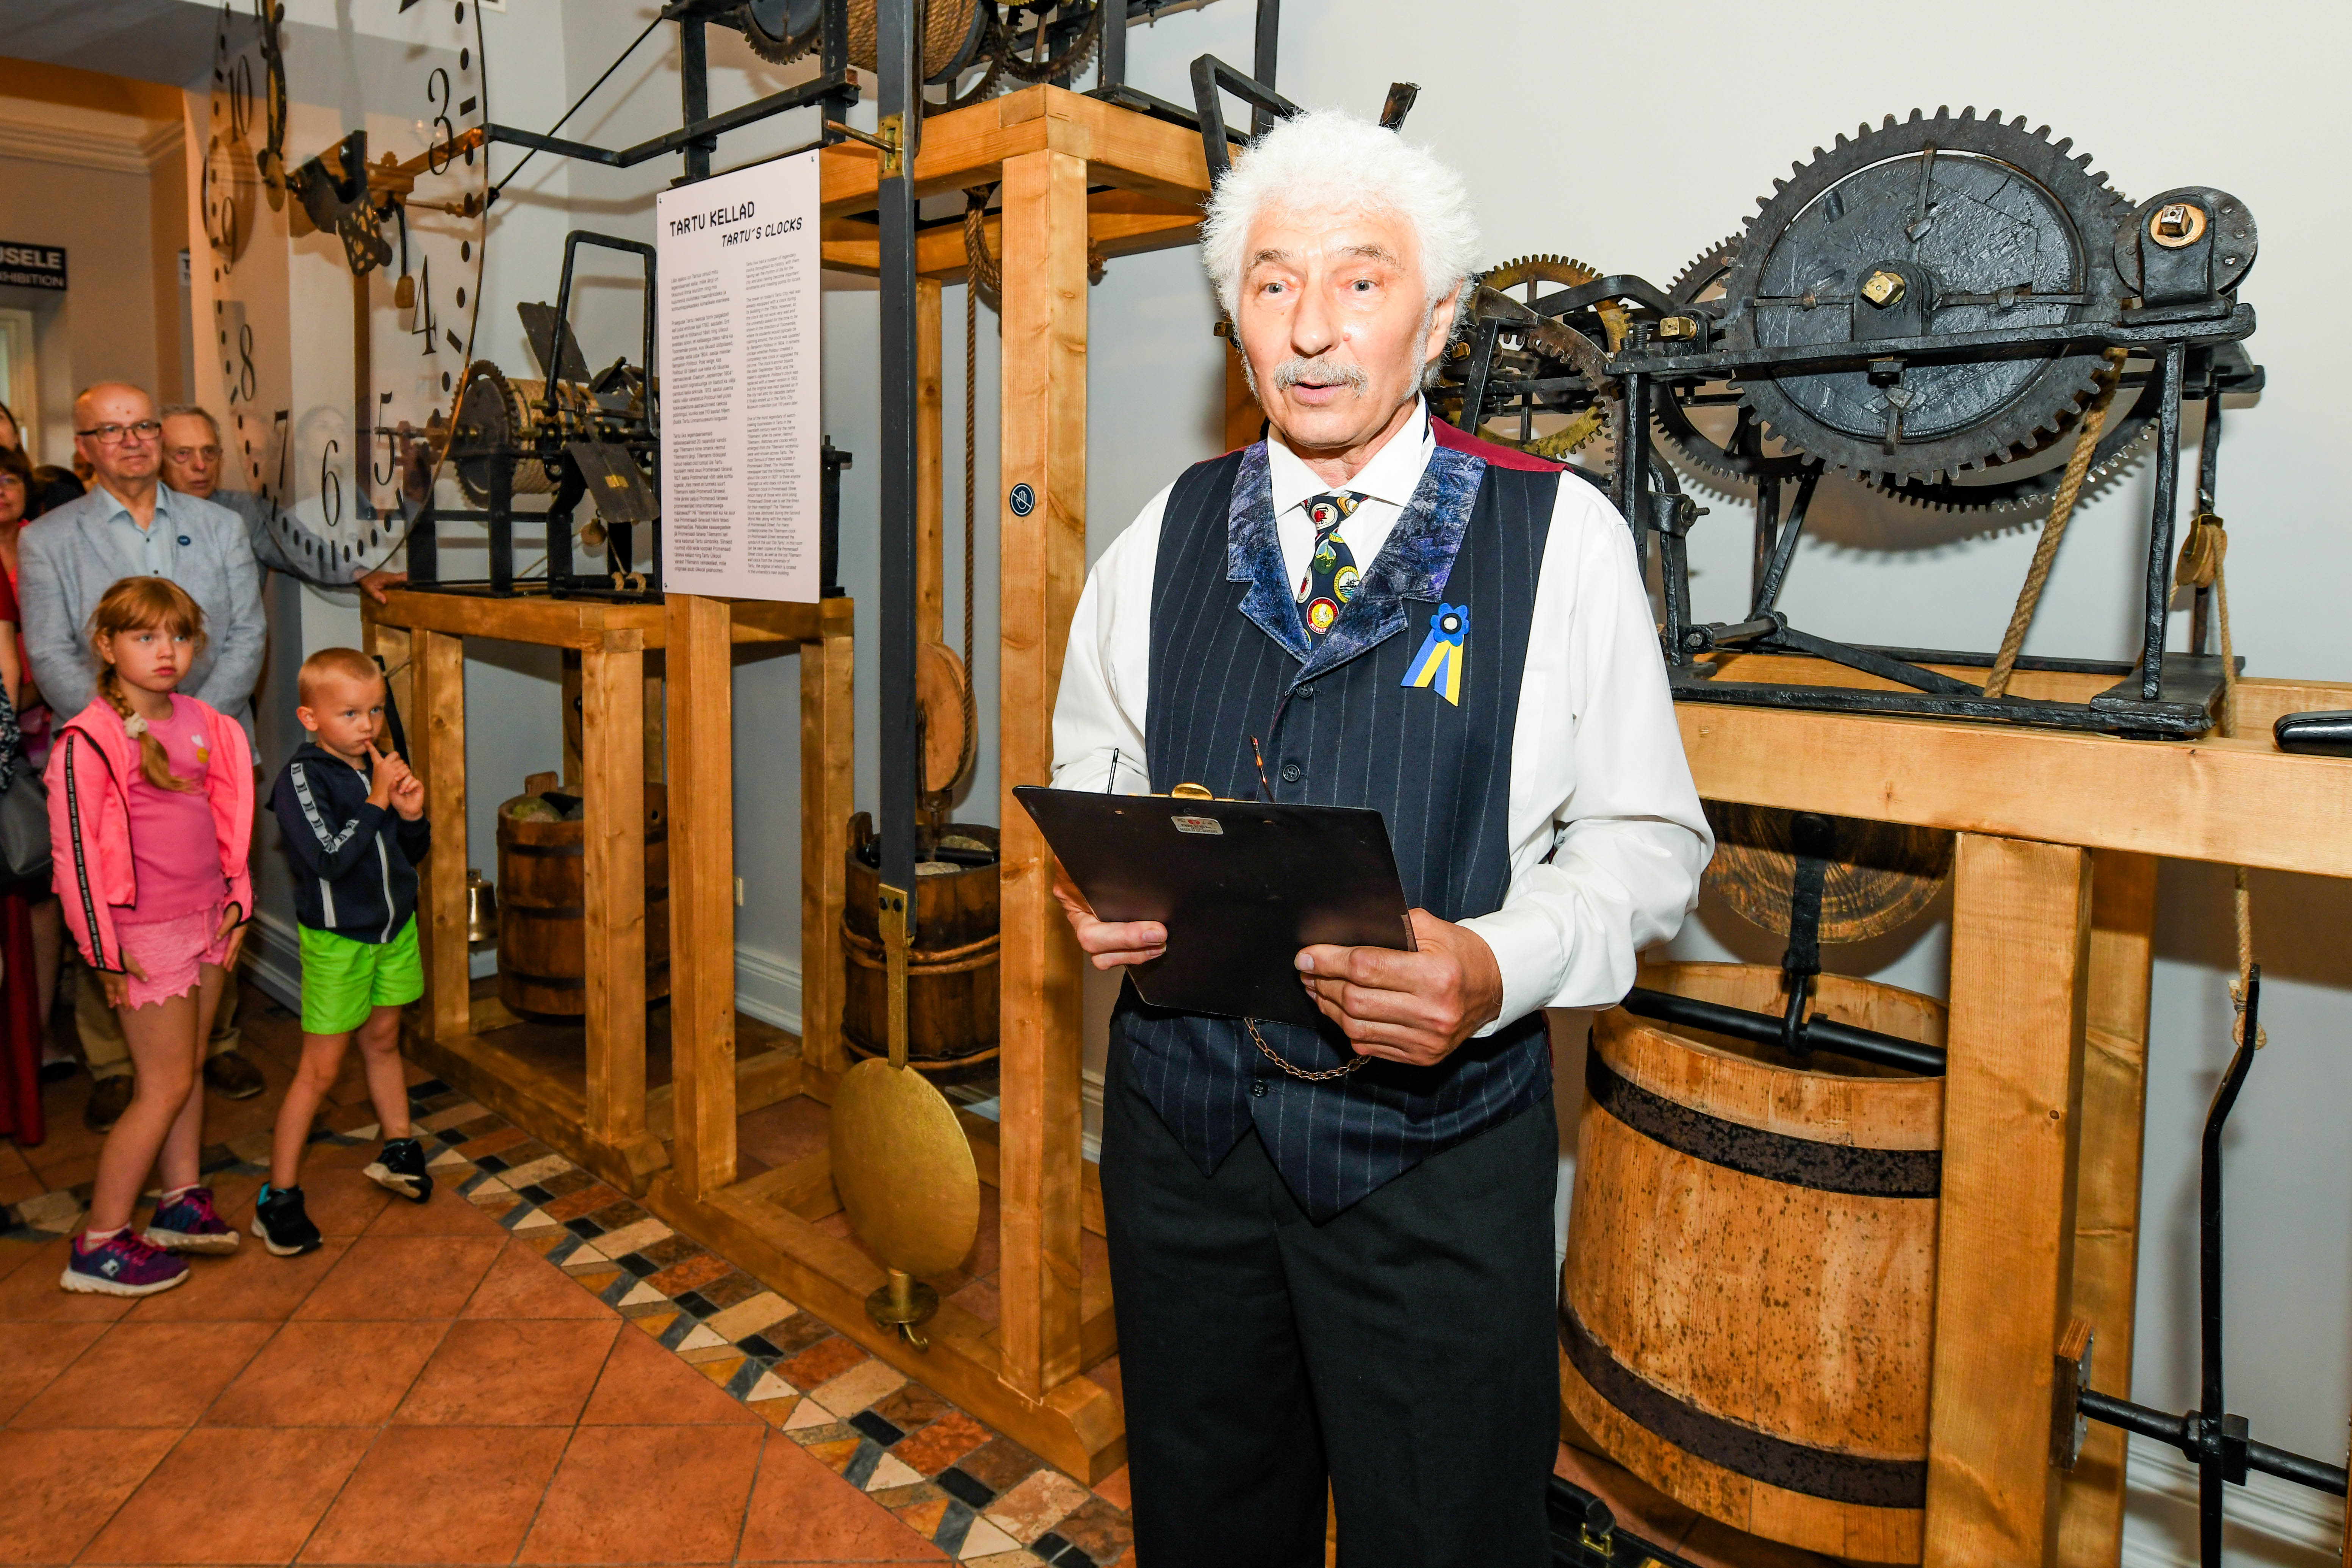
top-left (232, 323), bottom-right (257, 405)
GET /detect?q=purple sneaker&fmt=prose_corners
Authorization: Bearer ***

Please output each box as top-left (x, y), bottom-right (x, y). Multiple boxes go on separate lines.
top-left (61, 1232), bottom-right (190, 1297)
top-left (145, 1186), bottom-right (241, 1255)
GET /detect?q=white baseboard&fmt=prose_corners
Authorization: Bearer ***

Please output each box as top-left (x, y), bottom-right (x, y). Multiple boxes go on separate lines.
top-left (2122, 1440), bottom-right (2345, 1568)
top-left (732, 945), bottom-right (804, 1036)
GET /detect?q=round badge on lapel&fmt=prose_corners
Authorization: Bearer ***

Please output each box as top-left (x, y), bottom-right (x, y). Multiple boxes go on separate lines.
top-left (178, 535), bottom-right (192, 546)
top-left (1008, 483), bottom-right (1036, 517)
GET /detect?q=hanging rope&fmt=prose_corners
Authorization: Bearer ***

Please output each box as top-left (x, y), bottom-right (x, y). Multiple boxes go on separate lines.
top-left (956, 210), bottom-right (983, 790)
top-left (2175, 505), bottom-right (2266, 1046)
top-left (1981, 347), bottom-right (2131, 699)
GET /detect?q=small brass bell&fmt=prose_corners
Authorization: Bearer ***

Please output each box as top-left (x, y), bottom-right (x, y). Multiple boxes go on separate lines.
top-left (465, 868), bottom-right (499, 946)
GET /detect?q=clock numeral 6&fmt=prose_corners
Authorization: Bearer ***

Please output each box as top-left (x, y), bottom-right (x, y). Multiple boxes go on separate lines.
top-left (319, 437), bottom-right (343, 529)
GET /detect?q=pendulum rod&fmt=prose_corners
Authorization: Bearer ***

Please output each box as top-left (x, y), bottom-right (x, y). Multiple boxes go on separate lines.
top-left (875, 0), bottom-right (923, 933)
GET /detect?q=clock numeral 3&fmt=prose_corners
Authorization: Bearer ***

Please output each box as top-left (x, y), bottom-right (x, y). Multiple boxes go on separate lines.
top-left (427, 67), bottom-right (458, 176)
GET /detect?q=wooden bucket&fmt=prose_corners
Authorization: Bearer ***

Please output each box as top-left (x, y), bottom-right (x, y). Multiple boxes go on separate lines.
top-left (495, 784), bottom-right (671, 1019)
top-left (1561, 961), bottom-right (1947, 1565)
top-left (842, 813), bottom-right (999, 1084)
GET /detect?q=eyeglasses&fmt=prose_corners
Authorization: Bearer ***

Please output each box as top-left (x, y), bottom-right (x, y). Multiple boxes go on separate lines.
top-left (165, 444), bottom-right (223, 463)
top-left (75, 420), bottom-right (163, 445)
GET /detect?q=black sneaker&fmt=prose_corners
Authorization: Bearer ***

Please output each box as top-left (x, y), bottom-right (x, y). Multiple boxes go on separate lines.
top-left (365, 1137), bottom-right (434, 1203)
top-left (251, 1185), bottom-right (323, 1257)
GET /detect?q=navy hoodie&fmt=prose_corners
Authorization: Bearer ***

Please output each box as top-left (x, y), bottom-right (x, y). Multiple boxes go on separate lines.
top-left (271, 742), bottom-right (432, 942)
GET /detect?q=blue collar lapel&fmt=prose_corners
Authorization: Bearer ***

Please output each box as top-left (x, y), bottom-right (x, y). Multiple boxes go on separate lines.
top-left (1224, 442), bottom-right (1312, 664)
top-left (1303, 443), bottom-right (1485, 679)
top-left (1225, 439), bottom-right (1488, 675)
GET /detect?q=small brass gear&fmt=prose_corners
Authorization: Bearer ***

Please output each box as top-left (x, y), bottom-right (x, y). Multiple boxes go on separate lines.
top-left (1450, 261), bottom-right (1617, 458)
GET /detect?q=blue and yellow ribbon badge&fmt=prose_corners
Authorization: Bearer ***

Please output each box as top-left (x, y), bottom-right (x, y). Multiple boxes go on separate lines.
top-left (1402, 603), bottom-right (1469, 706)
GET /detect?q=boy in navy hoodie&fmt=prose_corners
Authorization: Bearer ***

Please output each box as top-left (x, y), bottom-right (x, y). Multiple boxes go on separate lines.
top-left (253, 648), bottom-right (432, 1255)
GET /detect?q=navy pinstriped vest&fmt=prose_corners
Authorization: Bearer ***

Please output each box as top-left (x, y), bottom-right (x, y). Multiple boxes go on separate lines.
top-left (1111, 425), bottom-right (1561, 1221)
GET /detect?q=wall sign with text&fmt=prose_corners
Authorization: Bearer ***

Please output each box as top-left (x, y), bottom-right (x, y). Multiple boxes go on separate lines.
top-left (656, 153), bottom-right (821, 602)
top-left (0, 242), bottom-right (67, 291)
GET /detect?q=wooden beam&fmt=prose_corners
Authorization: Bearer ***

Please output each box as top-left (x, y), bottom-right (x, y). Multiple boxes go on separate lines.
top-left (410, 628), bottom-right (471, 1042)
top-left (726, 596), bottom-right (851, 644)
top-left (822, 199), bottom-right (1201, 281)
top-left (995, 146), bottom-right (1091, 1403)
top-left (666, 594), bottom-right (737, 1198)
top-left (1926, 834), bottom-right (2092, 1568)
top-left (371, 587), bottom-right (664, 647)
top-left (800, 627), bottom-right (855, 1076)
top-left (918, 277), bottom-right (945, 648)
top-left (2056, 851), bottom-right (2160, 1568)
top-left (581, 630), bottom-right (649, 1153)
top-left (1678, 703), bottom-right (2352, 876)
top-left (820, 84), bottom-right (1213, 219)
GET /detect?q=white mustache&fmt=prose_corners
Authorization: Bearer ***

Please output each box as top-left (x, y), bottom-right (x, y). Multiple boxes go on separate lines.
top-left (1271, 355), bottom-right (1369, 394)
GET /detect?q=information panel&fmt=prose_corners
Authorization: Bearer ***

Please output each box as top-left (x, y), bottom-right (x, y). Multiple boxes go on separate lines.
top-left (656, 152), bottom-right (820, 601)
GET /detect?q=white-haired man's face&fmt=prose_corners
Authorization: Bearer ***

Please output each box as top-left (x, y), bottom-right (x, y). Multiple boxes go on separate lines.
top-left (1235, 207), bottom-right (1457, 462)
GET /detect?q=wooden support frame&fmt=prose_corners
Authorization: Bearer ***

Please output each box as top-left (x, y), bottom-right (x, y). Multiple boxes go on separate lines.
top-left (359, 85), bottom-right (1203, 1485)
top-left (1675, 653), bottom-right (2352, 1567)
top-left (366, 588), bottom-right (856, 1202)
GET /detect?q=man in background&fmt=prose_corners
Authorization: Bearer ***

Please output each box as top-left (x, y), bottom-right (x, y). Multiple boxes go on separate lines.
top-left (157, 406), bottom-right (406, 604)
top-left (22, 383), bottom-right (274, 1126)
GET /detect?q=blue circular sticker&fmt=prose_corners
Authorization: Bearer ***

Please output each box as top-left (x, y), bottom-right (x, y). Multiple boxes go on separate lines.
top-left (178, 535), bottom-right (192, 546)
top-left (1008, 482), bottom-right (1036, 517)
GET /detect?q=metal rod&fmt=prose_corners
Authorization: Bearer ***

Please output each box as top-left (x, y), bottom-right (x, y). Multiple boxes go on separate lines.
top-left (875, 0), bottom-right (921, 921)
top-left (1751, 475), bottom-right (1779, 611)
top-left (2077, 1391), bottom-right (2348, 1497)
top-left (1250, 0), bottom-right (1280, 136)
top-left (482, 72), bottom-right (857, 173)
top-left (1617, 372), bottom-right (1650, 584)
top-left (1749, 464), bottom-right (1819, 617)
top-left (1097, 0), bottom-right (1127, 90)
top-left (2198, 966), bottom-right (2259, 1564)
top-left (2141, 340), bottom-right (2189, 701)
top-left (1620, 987), bottom-right (1947, 1077)
top-left (678, 13), bottom-right (710, 182)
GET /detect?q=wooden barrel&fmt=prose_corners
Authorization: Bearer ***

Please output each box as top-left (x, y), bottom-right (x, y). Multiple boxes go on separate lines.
top-left (1561, 961), bottom-right (1946, 1565)
top-left (495, 784), bottom-right (670, 1018)
top-left (842, 813), bottom-right (998, 1084)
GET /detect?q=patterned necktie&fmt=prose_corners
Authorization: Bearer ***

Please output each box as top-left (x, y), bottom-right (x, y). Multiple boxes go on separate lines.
top-left (1297, 490), bottom-right (1365, 641)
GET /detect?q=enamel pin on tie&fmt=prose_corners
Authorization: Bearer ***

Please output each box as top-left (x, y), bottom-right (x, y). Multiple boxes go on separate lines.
top-left (1403, 603), bottom-right (1469, 705)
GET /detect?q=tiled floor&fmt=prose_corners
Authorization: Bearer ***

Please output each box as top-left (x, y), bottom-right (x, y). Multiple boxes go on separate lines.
top-left (1, 986), bottom-right (1136, 1568)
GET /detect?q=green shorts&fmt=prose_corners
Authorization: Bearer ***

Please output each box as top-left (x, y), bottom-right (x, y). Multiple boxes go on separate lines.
top-left (298, 917), bottom-right (424, 1035)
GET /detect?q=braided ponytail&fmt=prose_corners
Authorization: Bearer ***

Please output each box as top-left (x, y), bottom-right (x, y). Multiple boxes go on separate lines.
top-left (88, 577), bottom-right (206, 795)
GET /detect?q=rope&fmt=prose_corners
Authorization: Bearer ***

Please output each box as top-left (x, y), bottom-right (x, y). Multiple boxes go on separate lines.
top-left (957, 227), bottom-right (981, 790)
top-left (2176, 505), bottom-right (2266, 1046)
top-left (1981, 347), bottom-right (2131, 699)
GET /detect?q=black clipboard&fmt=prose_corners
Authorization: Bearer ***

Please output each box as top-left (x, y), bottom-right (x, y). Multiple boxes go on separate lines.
top-left (1014, 786), bottom-right (1416, 1028)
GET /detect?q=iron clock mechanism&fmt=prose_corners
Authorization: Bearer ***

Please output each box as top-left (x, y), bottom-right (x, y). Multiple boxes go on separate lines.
top-left (729, 0), bottom-right (1100, 106)
top-left (1509, 108), bottom-right (2265, 739)
top-left (1433, 257), bottom-right (1618, 466)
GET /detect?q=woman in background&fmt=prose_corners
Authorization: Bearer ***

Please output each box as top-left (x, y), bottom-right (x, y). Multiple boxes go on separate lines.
top-left (0, 444), bottom-right (56, 1145)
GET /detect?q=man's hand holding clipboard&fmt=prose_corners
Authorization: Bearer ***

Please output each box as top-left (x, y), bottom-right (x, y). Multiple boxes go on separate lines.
top-left (1026, 786), bottom-right (1502, 1068)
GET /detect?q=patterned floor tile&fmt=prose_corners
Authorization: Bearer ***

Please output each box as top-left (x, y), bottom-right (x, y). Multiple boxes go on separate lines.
top-left (5, 1000), bottom-right (1135, 1567)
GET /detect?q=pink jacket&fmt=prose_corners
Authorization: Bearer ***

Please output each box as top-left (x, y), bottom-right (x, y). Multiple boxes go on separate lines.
top-left (46, 695), bottom-right (254, 972)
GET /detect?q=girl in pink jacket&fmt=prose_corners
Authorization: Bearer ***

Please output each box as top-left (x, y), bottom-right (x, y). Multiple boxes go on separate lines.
top-left (49, 577), bottom-right (253, 1296)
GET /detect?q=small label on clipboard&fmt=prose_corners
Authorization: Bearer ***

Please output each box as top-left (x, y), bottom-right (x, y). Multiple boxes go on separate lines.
top-left (1171, 815), bottom-right (1223, 836)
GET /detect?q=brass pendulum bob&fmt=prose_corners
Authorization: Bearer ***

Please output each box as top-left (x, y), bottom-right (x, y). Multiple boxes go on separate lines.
top-left (828, 883), bottom-right (980, 1352)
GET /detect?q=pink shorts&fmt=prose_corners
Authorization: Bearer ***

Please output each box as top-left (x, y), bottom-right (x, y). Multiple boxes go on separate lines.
top-left (113, 908), bottom-right (238, 1010)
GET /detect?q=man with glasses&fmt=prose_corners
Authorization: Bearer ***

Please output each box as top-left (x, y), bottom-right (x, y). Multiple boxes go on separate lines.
top-left (22, 383), bottom-right (273, 1125)
top-left (158, 406), bottom-right (407, 604)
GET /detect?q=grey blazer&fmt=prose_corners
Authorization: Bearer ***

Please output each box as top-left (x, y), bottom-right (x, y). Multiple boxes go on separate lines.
top-left (19, 484), bottom-right (267, 736)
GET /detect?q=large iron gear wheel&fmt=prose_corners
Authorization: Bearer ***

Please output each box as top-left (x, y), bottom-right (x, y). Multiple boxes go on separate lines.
top-left (1721, 107), bottom-right (2133, 485)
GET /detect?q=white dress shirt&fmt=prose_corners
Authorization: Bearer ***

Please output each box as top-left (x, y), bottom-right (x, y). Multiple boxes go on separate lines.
top-left (1050, 400), bottom-right (1714, 1031)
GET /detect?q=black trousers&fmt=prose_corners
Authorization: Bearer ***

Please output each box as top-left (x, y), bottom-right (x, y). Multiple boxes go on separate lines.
top-left (1100, 1044), bottom-right (1560, 1568)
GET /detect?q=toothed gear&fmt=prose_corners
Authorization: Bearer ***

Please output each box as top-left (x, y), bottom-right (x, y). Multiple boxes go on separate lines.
top-left (1721, 107), bottom-right (2133, 484)
top-left (1455, 284), bottom-right (1615, 458)
top-left (1860, 369), bottom-right (2158, 512)
top-left (736, 0), bottom-right (816, 65)
top-left (1653, 236), bottom-right (1814, 484)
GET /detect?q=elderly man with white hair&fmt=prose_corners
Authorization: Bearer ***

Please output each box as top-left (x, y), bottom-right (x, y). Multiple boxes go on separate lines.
top-left (1048, 111), bottom-right (1712, 1562)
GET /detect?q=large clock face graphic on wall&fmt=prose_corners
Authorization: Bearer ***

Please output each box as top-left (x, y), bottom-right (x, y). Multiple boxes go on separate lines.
top-left (201, 0), bottom-right (491, 581)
